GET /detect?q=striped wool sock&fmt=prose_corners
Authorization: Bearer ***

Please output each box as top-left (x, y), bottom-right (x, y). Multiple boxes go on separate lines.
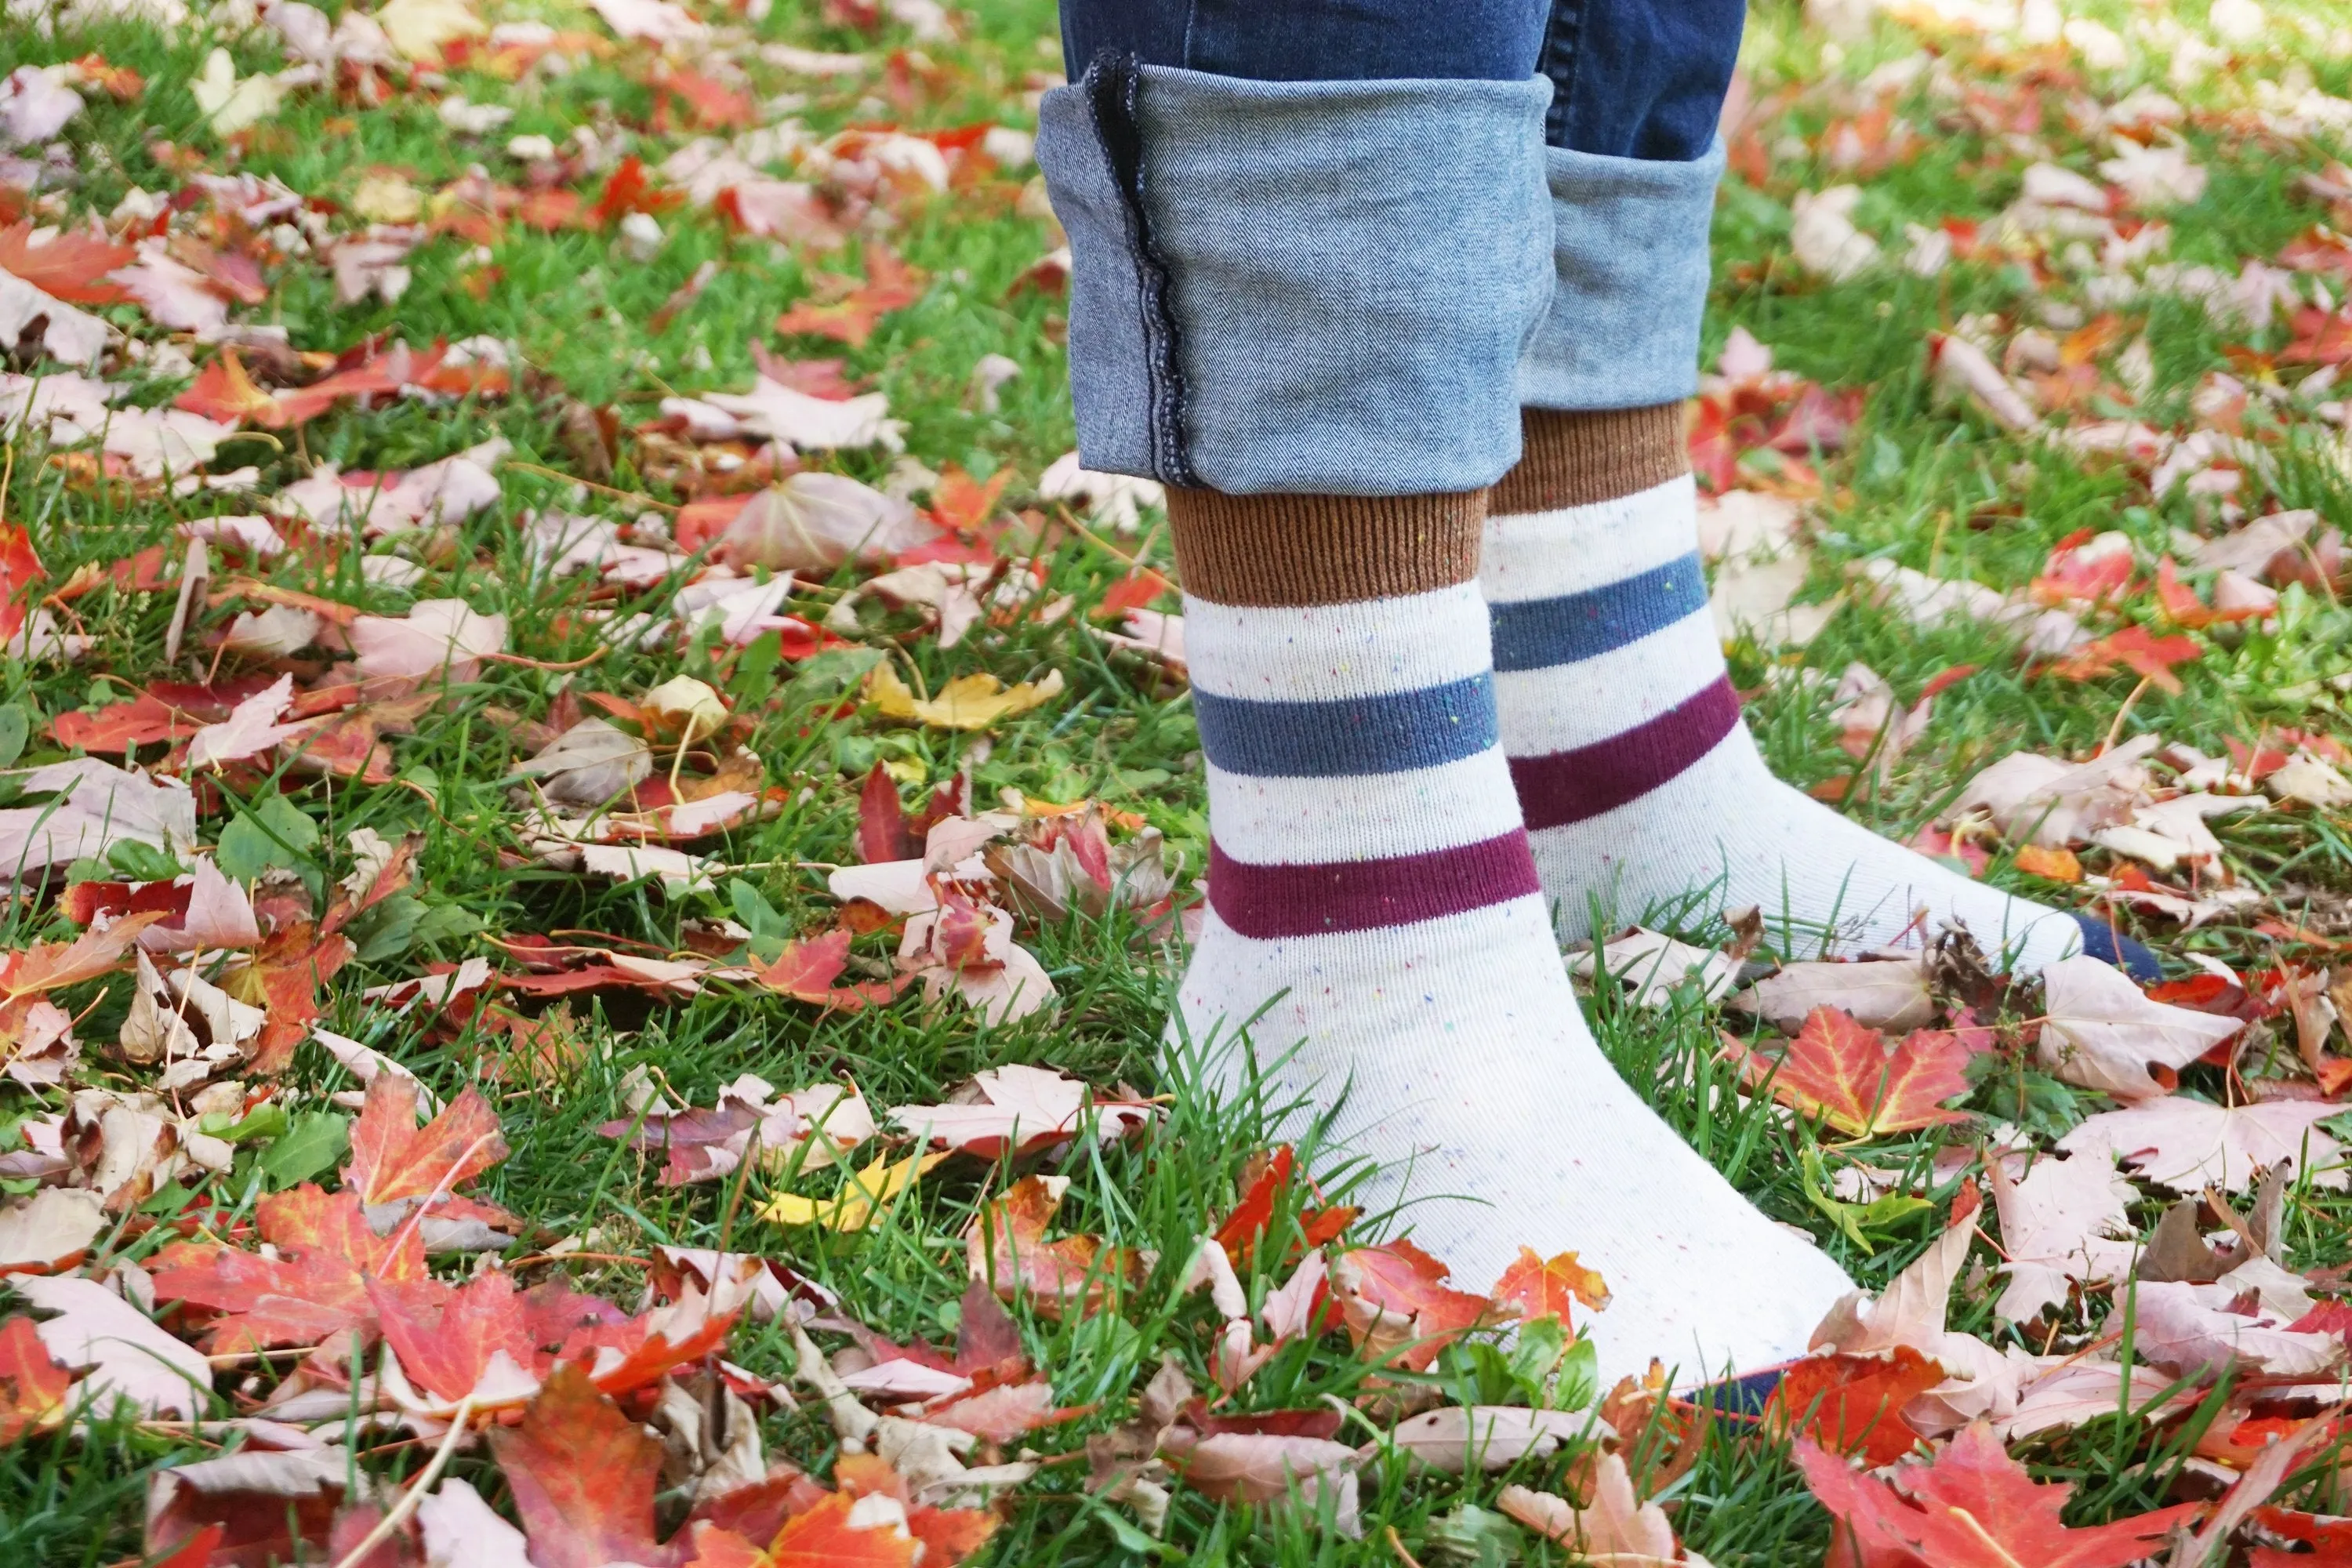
top-left (1167, 486), bottom-right (1856, 1381)
top-left (1482, 406), bottom-right (2158, 977)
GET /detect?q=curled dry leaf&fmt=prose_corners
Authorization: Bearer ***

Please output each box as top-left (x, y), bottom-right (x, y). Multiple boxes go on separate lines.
top-left (889, 1063), bottom-right (1158, 1158)
top-left (1729, 957), bottom-right (1934, 1033)
top-left (1497, 1455), bottom-right (1687, 1566)
top-left (1385, 1406), bottom-right (1601, 1475)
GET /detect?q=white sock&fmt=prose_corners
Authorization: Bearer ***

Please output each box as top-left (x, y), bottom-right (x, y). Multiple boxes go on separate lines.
top-left (1174, 578), bottom-right (1857, 1381)
top-left (1480, 474), bottom-right (2155, 977)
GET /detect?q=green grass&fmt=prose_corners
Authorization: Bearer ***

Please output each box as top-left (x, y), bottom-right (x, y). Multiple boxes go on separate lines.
top-left (5, 0), bottom-right (2352, 1563)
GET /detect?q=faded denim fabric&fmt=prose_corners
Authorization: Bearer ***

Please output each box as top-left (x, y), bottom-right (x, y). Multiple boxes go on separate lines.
top-left (1036, 64), bottom-right (1554, 494)
top-left (1517, 139), bottom-right (1725, 412)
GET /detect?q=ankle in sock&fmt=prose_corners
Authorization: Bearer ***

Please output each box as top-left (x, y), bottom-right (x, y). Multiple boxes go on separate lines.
top-left (1167, 484), bottom-right (1857, 1381)
top-left (1483, 406), bottom-right (2158, 978)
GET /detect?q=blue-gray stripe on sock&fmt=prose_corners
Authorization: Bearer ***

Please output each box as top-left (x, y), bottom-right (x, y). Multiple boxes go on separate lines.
top-left (1192, 673), bottom-right (1498, 778)
top-left (1489, 551), bottom-right (1710, 672)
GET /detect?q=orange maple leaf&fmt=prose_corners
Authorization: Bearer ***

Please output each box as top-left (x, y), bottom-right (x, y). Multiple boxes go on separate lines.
top-left (1768, 1345), bottom-right (1945, 1467)
top-left (965, 1174), bottom-right (1131, 1318)
top-left (0, 1316), bottom-right (71, 1441)
top-left (1333, 1239), bottom-right (1494, 1373)
top-left (2048, 625), bottom-right (2204, 694)
top-left (492, 1363), bottom-right (673, 1568)
top-left (1490, 1247), bottom-right (1611, 1323)
top-left (775, 246), bottom-right (925, 347)
top-left (753, 929), bottom-right (913, 1012)
top-left (343, 1076), bottom-right (510, 1207)
top-left (1, 522), bottom-right (45, 641)
top-left (149, 1185), bottom-right (427, 1351)
top-left (770, 1491), bottom-right (919, 1568)
top-left (1726, 1007), bottom-right (1973, 1138)
top-left (0, 221), bottom-right (133, 303)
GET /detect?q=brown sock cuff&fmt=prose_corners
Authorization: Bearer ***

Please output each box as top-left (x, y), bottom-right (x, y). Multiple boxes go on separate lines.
top-left (1164, 488), bottom-right (1486, 608)
top-left (1489, 404), bottom-right (1689, 514)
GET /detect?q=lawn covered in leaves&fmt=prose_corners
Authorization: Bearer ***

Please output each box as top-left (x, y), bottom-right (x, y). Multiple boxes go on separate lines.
top-left (5, 0), bottom-right (2352, 1563)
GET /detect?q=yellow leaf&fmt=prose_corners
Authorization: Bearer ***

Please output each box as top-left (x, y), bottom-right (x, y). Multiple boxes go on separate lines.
top-left (376, 0), bottom-right (486, 62)
top-left (866, 664), bottom-right (1064, 731)
top-left (759, 1149), bottom-right (946, 1231)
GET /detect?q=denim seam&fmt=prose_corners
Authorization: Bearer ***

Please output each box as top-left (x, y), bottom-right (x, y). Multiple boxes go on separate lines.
top-left (1537, 0), bottom-right (1586, 148)
top-left (1083, 53), bottom-right (1199, 488)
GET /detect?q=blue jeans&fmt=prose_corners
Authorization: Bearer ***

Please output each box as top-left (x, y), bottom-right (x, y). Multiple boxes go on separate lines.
top-left (1039, 0), bottom-right (1743, 493)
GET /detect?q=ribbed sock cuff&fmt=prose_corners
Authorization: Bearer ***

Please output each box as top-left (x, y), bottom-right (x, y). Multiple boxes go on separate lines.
top-left (1489, 405), bottom-right (1689, 515)
top-left (1167, 488), bottom-right (1486, 607)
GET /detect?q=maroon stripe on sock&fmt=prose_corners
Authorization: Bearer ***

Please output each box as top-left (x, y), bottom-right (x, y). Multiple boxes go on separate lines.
top-left (1510, 676), bottom-right (1741, 831)
top-left (1207, 832), bottom-right (1541, 940)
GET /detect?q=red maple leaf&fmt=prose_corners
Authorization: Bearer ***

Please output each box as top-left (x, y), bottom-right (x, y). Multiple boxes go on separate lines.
top-left (775, 246), bottom-right (925, 347)
top-left (1490, 1247), bottom-right (1611, 1325)
top-left (2047, 625), bottom-right (2204, 694)
top-left (590, 154), bottom-right (680, 227)
top-left (492, 1363), bottom-right (681, 1568)
top-left (2251, 1508), bottom-right (2352, 1567)
top-left (1768, 1345), bottom-right (1945, 1467)
top-left (2030, 528), bottom-right (2136, 607)
top-left (225, 922), bottom-right (355, 1076)
top-left (1333, 1239), bottom-right (1494, 1372)
top-left (0, 222), bottom-right (134, 303)
top-left (0, 1316), bottom-right (71, 1440)
top-left (0, 523), bottom-right (43, 642)
top-left (370, 1272), bottom-right (541, 1402)
top-left (856, 761), bottom-right (915, 862)
top-left (49, 691), bottom-right (202, 752)
top-left (1795, 1422), bottom-right (2201, 1567)
top-left (1213, 1145), bottom-right (1355, 1263)
top-left (343, 1076), bottom-right (510, 1207)
top-left (1723, 1008), bottom-right (1973, 1138)
top-left (896, 464), bottom-right (1009, 566)
top-left (658, 69), bottom-right (755, 130)
top-left (752, 929), bottom-right (911, 1012)
top-left (150, 1185), bottom-right (426, 1351)
top-left (2154, 556), bottom-right (2270, 629)
top-left (768, 1490), bottom-right (918, 1568)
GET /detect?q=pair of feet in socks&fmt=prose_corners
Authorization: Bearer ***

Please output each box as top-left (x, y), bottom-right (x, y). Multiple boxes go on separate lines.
top-left (1170, 457), bottom-right (2157, 1383)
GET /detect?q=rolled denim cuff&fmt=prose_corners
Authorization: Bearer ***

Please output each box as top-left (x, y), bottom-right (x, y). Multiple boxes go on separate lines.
top-left (1518, 139), bottom-right (1726, 412)
top-left (1037, 63), bottom-right (1554, 495)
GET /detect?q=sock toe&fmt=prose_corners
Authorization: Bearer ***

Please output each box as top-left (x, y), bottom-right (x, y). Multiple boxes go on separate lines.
top-left (2068, 911), bottom-right (2163, 982)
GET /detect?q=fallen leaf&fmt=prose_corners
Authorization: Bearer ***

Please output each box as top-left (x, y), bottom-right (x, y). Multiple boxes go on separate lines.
top-left (1729, 957), bottom-right (1935, 1033)
top-left (2128, 1279), bottom-right (2343, 1377)
top-left (0, 1314), bottom-right (70, 1439)
top-left (1489, 1247), bottom-right (1610, 1323)
top-left (1723, 1007), bottom-right (1973, 1137)
top-left (1497, 1456), bottom-right (1686, 1565)
top-left (1795, 1423), bottom-right (2198, 1567)
top-left (866, 663), bottom-right (1063, 731)
top-left (16, 1274), bottom-right (211, 1421)
top-left (1386, 1406), bottom-right (1596, 1474)
top-left (760, 1148), bottom-right (946, 1231)
top-left (2058, 1098), bottom-right (2349, 1193)
top-left (0, 1187), bottom-right (107, 1276)
top-left (2036, 955), bottom-right (2244, 1102)
top-left (344, 1076), bottom-right (509, 1207)
top-left (890, 1064), bottom-right (1157, 1158)
top-left (148, 1184), bottom-right (426, 1351)
top-left (1769, 1346), bottom-right (1945, 1465)
top-left (490, 1363), bottom-right (672, 1568)
top-left (1987, 1152), bottom-right (2142, 1322)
